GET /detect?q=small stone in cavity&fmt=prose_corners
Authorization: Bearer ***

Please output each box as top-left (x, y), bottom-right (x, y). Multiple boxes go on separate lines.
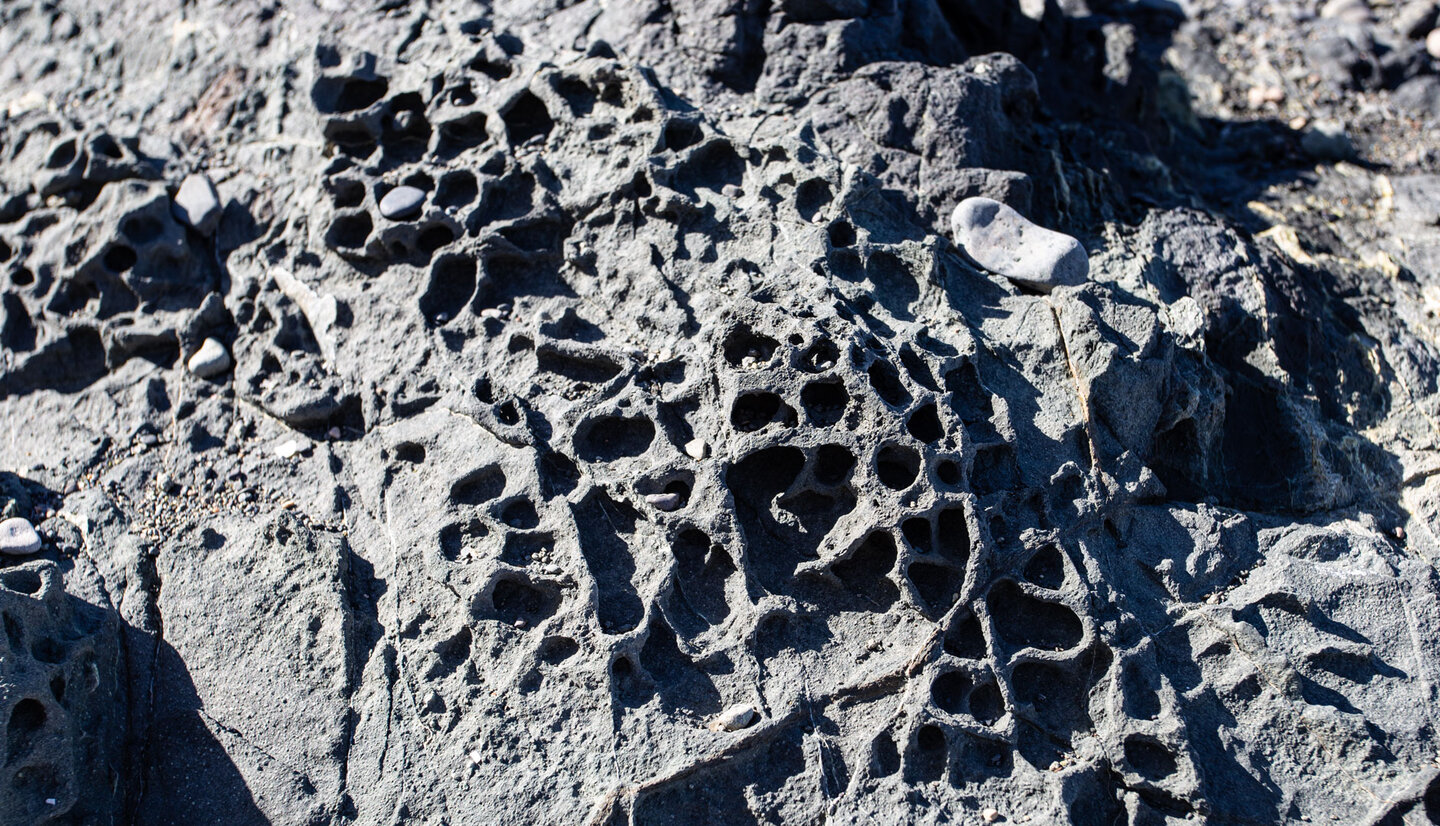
top-left (710, 704), bottom-right (757, 732)
top-left (275, 439), bottom-right (310, 459)
top-left (173, 173), bottom-right (222, 236)
top-left (0, 517), bottom-right (42, 555)
top-left (380, 185), bottom-right (426, 219)
top-left (951, 197), bottom-right (1088, 292)
top-left (187, 338), bottom-right (232, 378)
top-left (684, 439), bottom-right (707, 460)
top-left (645, 493), bottom-right (681, 511)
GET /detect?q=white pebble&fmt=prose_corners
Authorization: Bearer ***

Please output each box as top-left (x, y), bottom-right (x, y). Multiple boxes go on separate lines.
top-left (1428, 28), bottom-right (1440, 60)
top-left (186, 338), bottom-right (232, 379)
top-left (982, 808), bottom-right (1001, 823)
top-left (645, 492), bottom-right (681, 511)
top-left (379, 185), bottom-right (426, 220)
top-left (710, 703), bottom-right (757, 732)
top-left (275, 439), bottom-right (309, 459)
top-left (684, 439), bottom-right (708, 460)
top-left (0, 517), bottom-right (42, 555)
top-left (951, 197), bottom-right (1088, 292)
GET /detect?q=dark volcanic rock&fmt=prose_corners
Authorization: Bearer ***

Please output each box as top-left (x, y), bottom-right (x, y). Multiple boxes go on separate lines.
top-left (1, 0), bottom-right (1440, 824)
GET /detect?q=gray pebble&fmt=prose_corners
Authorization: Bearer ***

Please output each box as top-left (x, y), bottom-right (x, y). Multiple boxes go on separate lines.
top-left (380, 185), bottom-right (426, 219)
top-left (0, 517), bottom-right (42, 555)
top-left (187, 338), bottom-right (232, 379)
top-left (173, 173), bottom-right (222, 236)
top-left (711, 704), bottom-right (758, 732)
top-left (645, 492), bottom-right (681, 511)
top-left (951, 197), bottom-right (1088, 292)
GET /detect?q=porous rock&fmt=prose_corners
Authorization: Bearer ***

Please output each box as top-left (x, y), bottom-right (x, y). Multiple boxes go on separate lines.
top-left (2, 1), bottom-right (1440, 825)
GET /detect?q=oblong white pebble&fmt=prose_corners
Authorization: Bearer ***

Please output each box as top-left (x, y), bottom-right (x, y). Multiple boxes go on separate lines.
top-left (379, 185), bottom-right (426, 219)
top-left (711, 703), bottom-right (757, 732)
top-left (644, 492), bottom-right (681, 511)
top-left (0, 517), bottom-right (42, 555)
top-left (951, 197), bottom-right (1088, 293)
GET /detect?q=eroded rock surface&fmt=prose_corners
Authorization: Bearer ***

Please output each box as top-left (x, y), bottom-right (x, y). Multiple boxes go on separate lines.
top-left (2, 0), bottom-right (1440, 824)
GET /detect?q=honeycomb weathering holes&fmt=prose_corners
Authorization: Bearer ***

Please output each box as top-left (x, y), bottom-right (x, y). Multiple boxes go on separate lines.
top-left (576, 415), bottom-right (655, 462)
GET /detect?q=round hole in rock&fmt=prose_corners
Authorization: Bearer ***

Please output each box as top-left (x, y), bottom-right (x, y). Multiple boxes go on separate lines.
top-left (394, 442), bottom-right (426, 464)
top-left (906, 403), bottom-right (944, 443)
top-left (436, 171), bottom-right (478, 208)
top-left (329, 179), bottom-right (365, 208)
top-left (801, 339), bottom-right (839, 372)
top-left (662, 479), bottom-right (691, 507)
top-left (723, 326), bottom-right (778, 368)
top-left (0, 239), bottom-right (13, 262)
top-left (120, 216), bottom-right (164, 244)
top-left (47, 139), bottom-right (76, 169)
top-left (916, 724), bottom-right (946, 752)
top-left (1023, 545), bottom-right (1065, 590)
top-left (987, 580), bottom-right (1083, 651)
top-left (731, 392), bottom-right (782, 432)
top-left (968, 682), bottom-right (1004, 725)
top-left (417, 225), bottom-right (456, 255)
top-left (419, 255), bottom-right (476, 324)
top-left (814, 444), bottom-right (856, 485)
top-left (0, 569), bottom-right (42, 595)
top-left (500, 498), bottom-right (540, 529)
top-left (1124, 736), bottom-right (1178, 781)
top-left (801, 381), bottom-right (848, 427)
top-left (787, 334), bottom-right (804, 346)
top-left (944, 614), bottom-right (987, 660)
top-left (901, 517), bottom-right (932, 552)
top-left (333, 77), bottom-right (389, 112)
top-left (103, 245), bottom-right (137, 273)
top-left (876, 445), bottom-right (921, 490)
top-left (936, 459), bottom-right (961, 486)
top-left (576, 415), bottom-right (655, 462)
top-left (828, 220), bottom-right (856, 247)
top-left (326, 213), bottom-right (373, 249)
top-left (504, 91), bottom-right (554, 145)
top-left (540, 636), bottom-right (578, 664)
top-left (451, 466), bottom-right (506, 505)
top-left (931, 671), bottom-right (970, 715)
top-left (7, 698), bottom-right (46, 760)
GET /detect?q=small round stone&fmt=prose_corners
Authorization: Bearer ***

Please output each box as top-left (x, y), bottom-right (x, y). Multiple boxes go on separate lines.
top-left (951, 197), bottom-right (1088, 292)
top-left (711, 703), bottom-right (758, 732)
top-left (380, 185), bottom-right (426, 219)
top-left (1427, 28), bottom-right (1440, 59)
top-left (0, 517), bottom-right (42, 555)
top-left (187, 338), bottom-right (232, 379)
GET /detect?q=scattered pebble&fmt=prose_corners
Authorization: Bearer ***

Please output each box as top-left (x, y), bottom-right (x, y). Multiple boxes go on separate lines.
top-left (1320, 0), bottom-right (1371, 23)
top-left (1246, 85), bottom-right (1285, 108)
top-left (981, 807), bottom-right (1002, 823)
top-left (951, 197), bottom-right (1088, 292)
top-left (684, 439), bottom-right (708, 460)
top-left (275, 439), bottom-right (310, 459)
top-left (173, 172), bottom-right (222, 236)
top-left (380, 185), bottom-right (426, 219)
top-left (0, 517), bottom-right (42, 555)
top-left (709, 704), bottom-right (758, 732)
top-left (1428, 28), bottom-right (1440, 59)
top-left (186, 337), bottom-right (232, 379)
top-left (645, 492), bottom-right (681, 511)
top-left (328, 426), bottom-right (342, 440)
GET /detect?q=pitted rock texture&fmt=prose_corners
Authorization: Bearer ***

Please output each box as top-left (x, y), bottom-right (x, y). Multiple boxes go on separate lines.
top-left (2, 1), bottom-right (1440, 825)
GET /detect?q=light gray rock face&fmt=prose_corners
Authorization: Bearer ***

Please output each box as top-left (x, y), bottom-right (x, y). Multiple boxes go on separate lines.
top-left (172, 172), bottom-right (221, 236)
top-left (951, 197), bottom-right (1089, 291)
top-left (2, 1), bottom-right (1440, 825)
